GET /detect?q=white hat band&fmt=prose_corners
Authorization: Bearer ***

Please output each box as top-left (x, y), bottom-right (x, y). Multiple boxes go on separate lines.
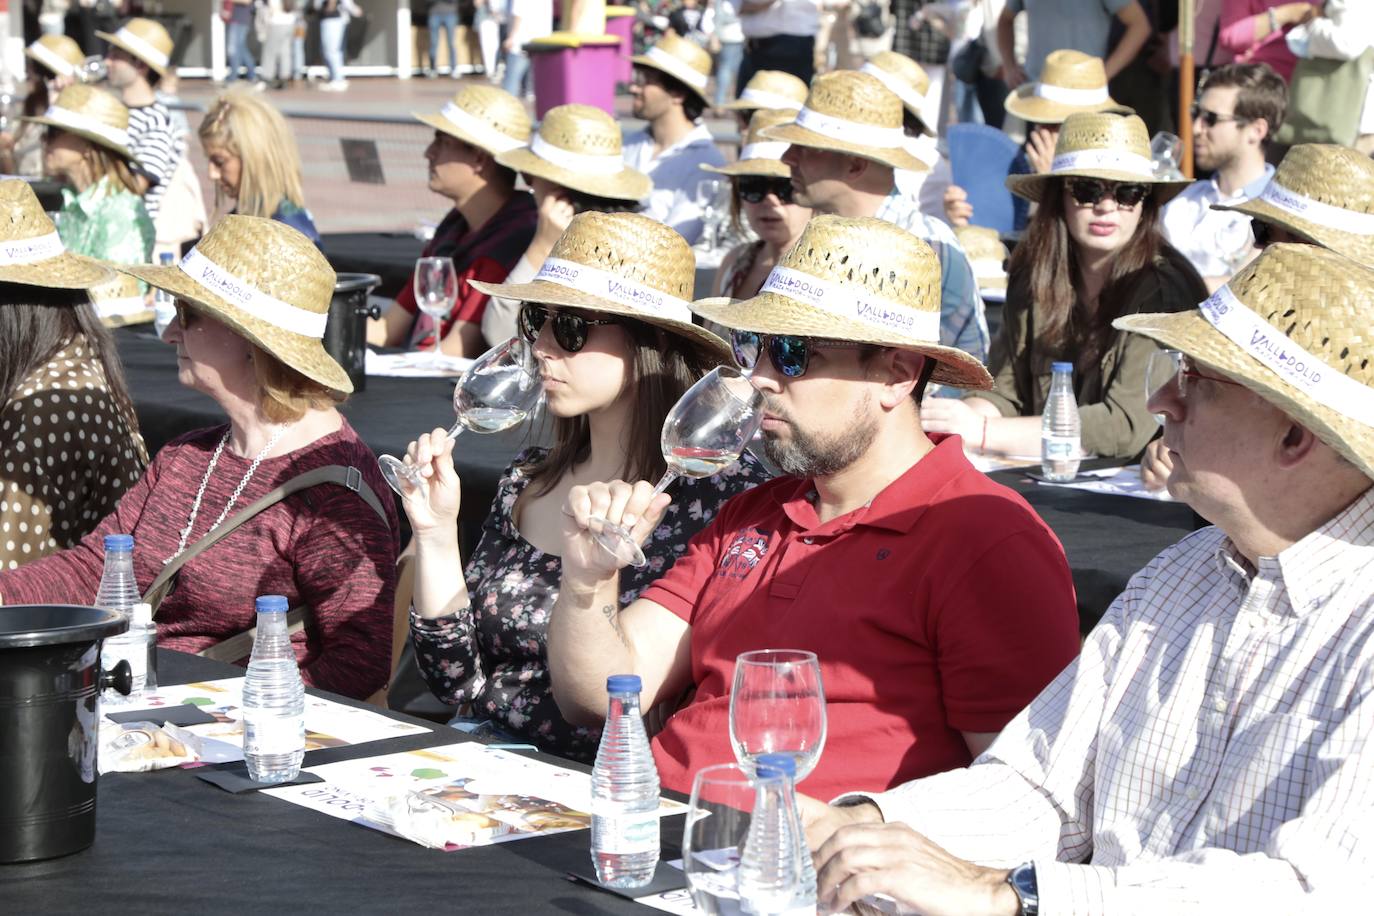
top-left (761, 265), bottom-right (940, 340)
top-left (1051, 149), bottom-right (1154, 178)
top-left (92, 294), bottom-right (148, 318)
top-left (180, 248), bottom-right (328, 339)
top-left (644, 46), bottom-right (709, 90)
top-left (794, 107), bottom-right (906, 150)
top-left (861, 63), bottom-right (926, 111)
top-left (0, 232), bottom-right (65, 265)
top-left (969, 257), bottom-right (1007, 277)
top-left (113, 27), bottom-right (169, 69)
top-left (28, 42), bottom-right (77, 78)
top-left (530, 133), bottom-right (625, 176)
top-left (740, 88), bottom-right (802, 110)
top-left (1199, 284), bottom-right (1374, 428)
top-left (438, 102), bottom-right (526, 154)
top-left (534, 257), bottom-right (692, 322)
top-left (1035, 82), bottom-right (1109, 105)
top-left (40, 105), bottom-right (130, 150)
top-left (1260, 181), bottom-right (1374, 236)
top-left (740, 142), bottom-right (790, 161)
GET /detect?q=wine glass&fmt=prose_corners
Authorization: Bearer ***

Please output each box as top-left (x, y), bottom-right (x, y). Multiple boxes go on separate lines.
top-left (1150, 131), bottom-right (1184, 180)
top-left (695, 177), bottom-right (728, 253)
top-left (589, 365), bottom-right (765, 568)
top-left (414, 256), bottom-right (458, 372)
top-left (377, 336), bottom-right (542, 495)
top-left (682, 763), bottom-right (756, 915)
top-left (1145, 348), bottom-right (1182, 426)
top-left (729, 649), bottom-right (826, 782)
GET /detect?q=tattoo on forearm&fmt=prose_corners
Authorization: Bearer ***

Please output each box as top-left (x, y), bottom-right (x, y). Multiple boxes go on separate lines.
top-left (602, 604), bottom-right (631, 650)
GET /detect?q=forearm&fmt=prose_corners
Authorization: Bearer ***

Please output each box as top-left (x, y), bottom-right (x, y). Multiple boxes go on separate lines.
top-left (438, 318), bottom-right (482, 358)
top-left (983, 413), bottom-right (1047, 456)
top-left (412, 529), bottom-right (470, 620)
top-left (1103, 16), bottom-right (1150, 79)
top-left (996, 10), bottom-right (1016, 72)
top-left (546, 572), bottom-right (637, 726)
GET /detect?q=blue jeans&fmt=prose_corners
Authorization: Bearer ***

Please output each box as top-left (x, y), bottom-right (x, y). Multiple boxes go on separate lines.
top-left (714, 41), bottom-right (744, 107)
top-left (428, 10), bottom-right (458, 73)
top-left (320, 15), bottom-right (347, 82)
top-left (226, 21), bottom-right (257, 83)
top-left (501, 49), bottom-right (530, 97)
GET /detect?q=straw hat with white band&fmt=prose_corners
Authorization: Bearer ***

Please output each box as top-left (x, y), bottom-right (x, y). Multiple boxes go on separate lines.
top-left (1115, 244), bottom-right (1374, 481)
top-left (412, 84), bottom-right (531, 158)
top-left (115, 215), bottom-right (354, 394)
top-left (1006, 111), bottom-right (1191, 204)
top-left (469, 211), bottom-right (730, 362)
top-left (23, 83), bottom-right (133, 160)
top-left (631, 33), bottom-right (713, 106)
top-left (96, 17), bottom-right (174, 77)
top-left (0, 179), bottom-right (114, 289)
top-left (701, 110), bottom-right (794, 179)
top-left (496, 104), bottom-right (651, 202)
top-left (760, 71), bottom-right (928, 173)
top-left (861, 52), bottom-right (935, 137)
top-left (955, 226), bottom-right (1009, 292)
top-left (693, 215), bottom-right (994, 390)
top-left (1211, 144), bottom-right (1374, 269)
top-left (1004, 50), bottom-right (1127, 125)
top-left (91, 273), bottom-right (154, 328)
top-left (722, 70), bottom-right (809, 113)
top-left (25, 34), bottom-right (86, 80)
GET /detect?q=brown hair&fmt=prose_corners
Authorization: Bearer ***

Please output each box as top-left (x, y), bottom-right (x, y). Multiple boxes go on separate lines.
top-left (251, 344), bottom-right (345, 422)
top-left (1199, 63), bottom-right (1288, 140)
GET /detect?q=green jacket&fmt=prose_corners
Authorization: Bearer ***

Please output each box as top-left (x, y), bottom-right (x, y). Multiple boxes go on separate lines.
top-left (56, 177), bottom-right (155, 270)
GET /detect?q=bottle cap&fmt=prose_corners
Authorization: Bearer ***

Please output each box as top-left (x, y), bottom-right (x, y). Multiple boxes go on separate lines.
top-left (103, 533), bottom-right (134, 551)
top-left (131, 603), bottom-right (154, 625)
top-left (1051, 361), bottom-right (1074, 373)
top-left (755, 753), bottom-right (797, 778)
top-left (255, 595), bottom-right (289, 614)
top-left (606, 674), bottom-right (642, 695)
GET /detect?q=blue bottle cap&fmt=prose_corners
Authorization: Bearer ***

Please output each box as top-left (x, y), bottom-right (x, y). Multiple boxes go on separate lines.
top-left (755, 753), bottom-right (797, 777)
top-left (606, 674), bottom-right (642, 695)
top-left (1051, 361), bottom-right (1074, 373)
top-left (255, 595), bottom-right (289, 614)
top-left (103, 534), bottom-right (134, 551)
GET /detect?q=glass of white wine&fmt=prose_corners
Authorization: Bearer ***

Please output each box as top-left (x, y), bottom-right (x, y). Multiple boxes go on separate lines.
top-left (414, 256), bottom-right (458, 372)
top-left (377, 336), bottom-right (542, 495)
top-left (590, 365), bottom-right (765, 568)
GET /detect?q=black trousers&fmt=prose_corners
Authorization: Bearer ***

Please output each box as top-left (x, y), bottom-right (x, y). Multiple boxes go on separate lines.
top-left (737, 33), bottom-right (815, 98)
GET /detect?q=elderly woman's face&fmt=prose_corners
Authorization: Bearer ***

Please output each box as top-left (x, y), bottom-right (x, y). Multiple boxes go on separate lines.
top-left (163, 301), bottom-right (258, 402)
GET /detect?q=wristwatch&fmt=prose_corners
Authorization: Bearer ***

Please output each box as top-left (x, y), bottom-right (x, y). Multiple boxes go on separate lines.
top-left (1006, 862), bottom-right (1039, 916)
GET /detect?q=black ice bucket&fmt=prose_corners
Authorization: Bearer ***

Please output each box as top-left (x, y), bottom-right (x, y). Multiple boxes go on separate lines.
top-left (324, 272), bottom-right (382, 393)
top-left (0, 605), bottom-right (131, 863)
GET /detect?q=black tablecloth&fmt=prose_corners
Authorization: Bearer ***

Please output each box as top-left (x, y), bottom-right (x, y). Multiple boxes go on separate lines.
top-left (0, 651), bottom-right (656, 914)
top-left (320, 232), bottom-right (426, 301)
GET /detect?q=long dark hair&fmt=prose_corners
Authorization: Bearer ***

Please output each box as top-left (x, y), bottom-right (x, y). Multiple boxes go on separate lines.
top-left (0, 284), bottom-right (142, 439)
top-left (524, 319), bottom-right (711, 496)
top-left (1010, 177), bottom-right (1165, 368)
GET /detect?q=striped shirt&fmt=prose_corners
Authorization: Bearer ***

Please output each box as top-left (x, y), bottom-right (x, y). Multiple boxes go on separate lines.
top-left (846, 486), bottom-right (1374, 913)
top-left (126, 101), bottom-right (182, 220)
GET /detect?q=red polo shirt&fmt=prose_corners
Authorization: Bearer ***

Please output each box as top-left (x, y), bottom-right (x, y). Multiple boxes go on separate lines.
top-left (640, 436), bottom-right (1080, 799)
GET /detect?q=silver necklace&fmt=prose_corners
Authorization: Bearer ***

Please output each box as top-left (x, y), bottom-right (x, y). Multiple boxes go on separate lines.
top-left (163, 425), bottom-right (289, 565)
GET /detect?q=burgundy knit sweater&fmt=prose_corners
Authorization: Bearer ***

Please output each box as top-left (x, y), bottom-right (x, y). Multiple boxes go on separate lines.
top-left (0, 420), bottom-right (399, 700)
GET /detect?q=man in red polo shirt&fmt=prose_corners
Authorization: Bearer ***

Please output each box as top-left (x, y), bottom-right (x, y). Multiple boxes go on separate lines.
top-left (546, 215), bottom-right (1081, 800)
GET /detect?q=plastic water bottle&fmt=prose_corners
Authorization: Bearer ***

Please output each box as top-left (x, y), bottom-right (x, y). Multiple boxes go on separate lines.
top-left (241, 595), bottom-right (305, 784)
top-left (1041, 361), bottom-right (1082, 482)
top-left (152, 251), bottom-right (177, 338)
top-left (590, 674), bottom-right (660, 889)
top-left (101, 602), bottom-right (158, 705)
top-left (739, 755), bottom-right (815, 915)
top-left (94, 534), bottom-right (139, 619)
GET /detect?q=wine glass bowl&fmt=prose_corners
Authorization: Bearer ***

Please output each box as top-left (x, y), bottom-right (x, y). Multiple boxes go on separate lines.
top-left (682, 763), bottom-right (756, 915)
top-left (729, 649), bottom-right (826, 782)
top-left (414, 256), bottom-right (459, 371)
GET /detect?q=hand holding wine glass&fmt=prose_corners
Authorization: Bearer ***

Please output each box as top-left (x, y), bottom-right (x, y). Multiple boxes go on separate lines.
top-left (414, 256), bottom-right (458, 371)
top-left (396, 428), bottom-right (462, 537)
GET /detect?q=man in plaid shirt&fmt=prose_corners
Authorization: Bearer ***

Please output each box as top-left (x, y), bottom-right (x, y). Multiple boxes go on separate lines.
top-left (804, 243), bottom-right (1374, 914)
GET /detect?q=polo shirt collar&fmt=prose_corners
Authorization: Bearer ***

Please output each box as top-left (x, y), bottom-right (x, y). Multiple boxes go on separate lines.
top-left (1206, 163), bottom-right (1275, 204)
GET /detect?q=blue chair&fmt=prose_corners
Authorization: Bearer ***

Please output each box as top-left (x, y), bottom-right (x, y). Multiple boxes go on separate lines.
top-left (947, 123), bottom-right (1021, 235)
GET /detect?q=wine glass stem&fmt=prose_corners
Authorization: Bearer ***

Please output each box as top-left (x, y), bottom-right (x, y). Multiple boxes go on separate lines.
top-left (443, 421), bottom-right (466, 441)
top-left (650, 470), bottom-right (677, 499)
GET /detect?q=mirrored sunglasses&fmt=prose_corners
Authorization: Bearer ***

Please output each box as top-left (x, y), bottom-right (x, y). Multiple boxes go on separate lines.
top-left (731, 330), bottom-right (866, 379)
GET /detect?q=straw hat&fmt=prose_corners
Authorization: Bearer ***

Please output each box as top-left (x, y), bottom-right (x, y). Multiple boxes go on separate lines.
top-left (96, 17), bottom-right (174, 76)
top-left (412, 84), bottom-right (531, 158)
top-left (0, 179), bottom-right (115, 289)
top-left (693, 215), bottom-right (993, 390)
top-left (631, 33), bottom-right (713, 106)
top-left (861, 52), bottom-right (935, 137)
top-left (760, 71), bottom-right (927, 173)
top-left (955, 226), bottom-right (1008, 291)
top-left (26, 34), bottom-right (86, 80)
top-left (469, 211), bottom-right (729, 362)
top-left (91, 273), bottom-right (153, 328)
top-left (115, 215), bottom-right (353, 394)
top-left (1006, 112), bottom-right (1191, 204)
top-left (1211, 144), bottom-right (1374, 269)
top-left (702, 110), bottom-right (794, 179)
top-left (723, 70), bottom-right (809, 113)
top-left (1115, 244), bottom-right (1374, 481)
top-left (23, 83), bottom-right (132, 160)
top-left (1003, 50), bottom-right (1126, 125)
top-left (496, 104), bottom-right (651, 202)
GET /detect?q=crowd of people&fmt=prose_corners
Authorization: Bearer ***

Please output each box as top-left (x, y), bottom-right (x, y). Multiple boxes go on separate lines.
top-left (3, 1), bottom-right (1374, 910)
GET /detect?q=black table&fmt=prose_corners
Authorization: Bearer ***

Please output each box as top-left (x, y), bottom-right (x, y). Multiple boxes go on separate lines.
top-left (0, 651), bottom-right (659, 914)
top-left (320, 232), bottom-right (426, 301)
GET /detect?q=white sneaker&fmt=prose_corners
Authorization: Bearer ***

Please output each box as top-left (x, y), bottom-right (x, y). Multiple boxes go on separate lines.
top-left (320, 79), bottom-right (348, 92)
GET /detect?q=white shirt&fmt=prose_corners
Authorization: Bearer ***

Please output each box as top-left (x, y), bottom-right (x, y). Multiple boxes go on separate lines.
top-left (845, 486), bottom-right (1374, 913)
top-left (622, 123), bottom-right (726, 245)
top-left (740, 0), bottom-right (820, 39)
top-left (506, 0), bottom-right (553, 48)
top-left (894, 135), bottom-right (953, 223)
top-left (1161, 164), bottom-right (1273, 280)
top-left (1287, 0), bottom-right (1374, 134)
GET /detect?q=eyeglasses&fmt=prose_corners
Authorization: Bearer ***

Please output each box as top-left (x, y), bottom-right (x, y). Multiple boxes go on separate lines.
top-left (730, 330), bottom-right (866, 379)
top-left (1065, 177), bottom-right (1150, 209)
top-left (1190, 103), bottom-right (1249, 128)
top-left (175, 301), bottom-right (199, 329)
top-left (518, 303), bottom-right (620, 353)
top-left (1167, 354), bottom-right (1245, 400)
top-left (737, 176), bottom-right (794, 204)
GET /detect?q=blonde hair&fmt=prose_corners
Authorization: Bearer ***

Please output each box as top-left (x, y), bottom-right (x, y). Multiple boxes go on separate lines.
top-left (251, 344), bottom-right (344, 422)
top-left (199, 90), bottom-right (308, 219)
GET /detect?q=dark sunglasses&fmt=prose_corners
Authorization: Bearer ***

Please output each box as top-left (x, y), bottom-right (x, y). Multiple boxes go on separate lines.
top-left (175, 301), bottom-right (198, 329)
top-left (518, 303), bottom-right (619, 353)
top-left (737, 176), bottom-right (794, 205)
top-left (1065, 177), bottom-right (1150, 209)
top-left (1190, 103), bottom-right (1249, 128)
top-left (731, 330), bottom-right (865, 379)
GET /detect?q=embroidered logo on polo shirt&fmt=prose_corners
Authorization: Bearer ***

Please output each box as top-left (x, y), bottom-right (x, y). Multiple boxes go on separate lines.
top-left (718, 527), bottom-right (770, 580)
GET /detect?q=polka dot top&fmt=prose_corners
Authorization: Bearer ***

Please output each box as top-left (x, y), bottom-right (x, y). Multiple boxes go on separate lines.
top-left (1, 336), bottom-right (148, 570)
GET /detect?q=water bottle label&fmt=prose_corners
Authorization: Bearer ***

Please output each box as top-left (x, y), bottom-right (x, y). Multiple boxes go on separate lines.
top-left (1042, 435), bottom-right (1078, 459)
top-left (243, 712), bottom-right (304, 756)
top-left (592, 809), bottom-right (659, 855)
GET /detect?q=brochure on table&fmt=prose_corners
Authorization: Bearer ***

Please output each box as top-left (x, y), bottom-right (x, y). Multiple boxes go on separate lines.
top-left (1035, 464), bottom-right (1174, 502)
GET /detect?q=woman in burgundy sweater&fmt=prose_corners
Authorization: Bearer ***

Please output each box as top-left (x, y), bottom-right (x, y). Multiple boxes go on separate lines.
top-left (0, 216), bottom-right (399, 700)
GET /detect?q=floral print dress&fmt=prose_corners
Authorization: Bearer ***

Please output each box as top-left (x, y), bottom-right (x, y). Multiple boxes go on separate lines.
top-left (411, 447), bottom-right (771, 762)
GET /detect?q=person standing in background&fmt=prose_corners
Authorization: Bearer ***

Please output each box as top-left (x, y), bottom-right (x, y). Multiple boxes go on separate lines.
top-left (711, 0), bottom-right (747, 106)
top-left (737, 0), bottom-right (819, 89)
top-left (1218, 0), bottom-right (1313, 82)
top-left (314, 0), bottom-right (361, 91)
top-left (261, 0), bottom-right (298, 90)
top-left (427, 0), bottom-right (460, 77)
top-left (892, 0), bottom-right (952, 132)
top-left (501, 0), bottom-right (553, 99)
top-left (223, 0), bottom-right (260, 86)
top-left (473, 0), bottom-right (502, 79)
top-left (998, 0), bottom-right (1151, 87)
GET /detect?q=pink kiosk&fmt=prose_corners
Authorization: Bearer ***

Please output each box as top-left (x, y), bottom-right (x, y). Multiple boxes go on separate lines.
top-left (528, 0), bottom-right (623, 118)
